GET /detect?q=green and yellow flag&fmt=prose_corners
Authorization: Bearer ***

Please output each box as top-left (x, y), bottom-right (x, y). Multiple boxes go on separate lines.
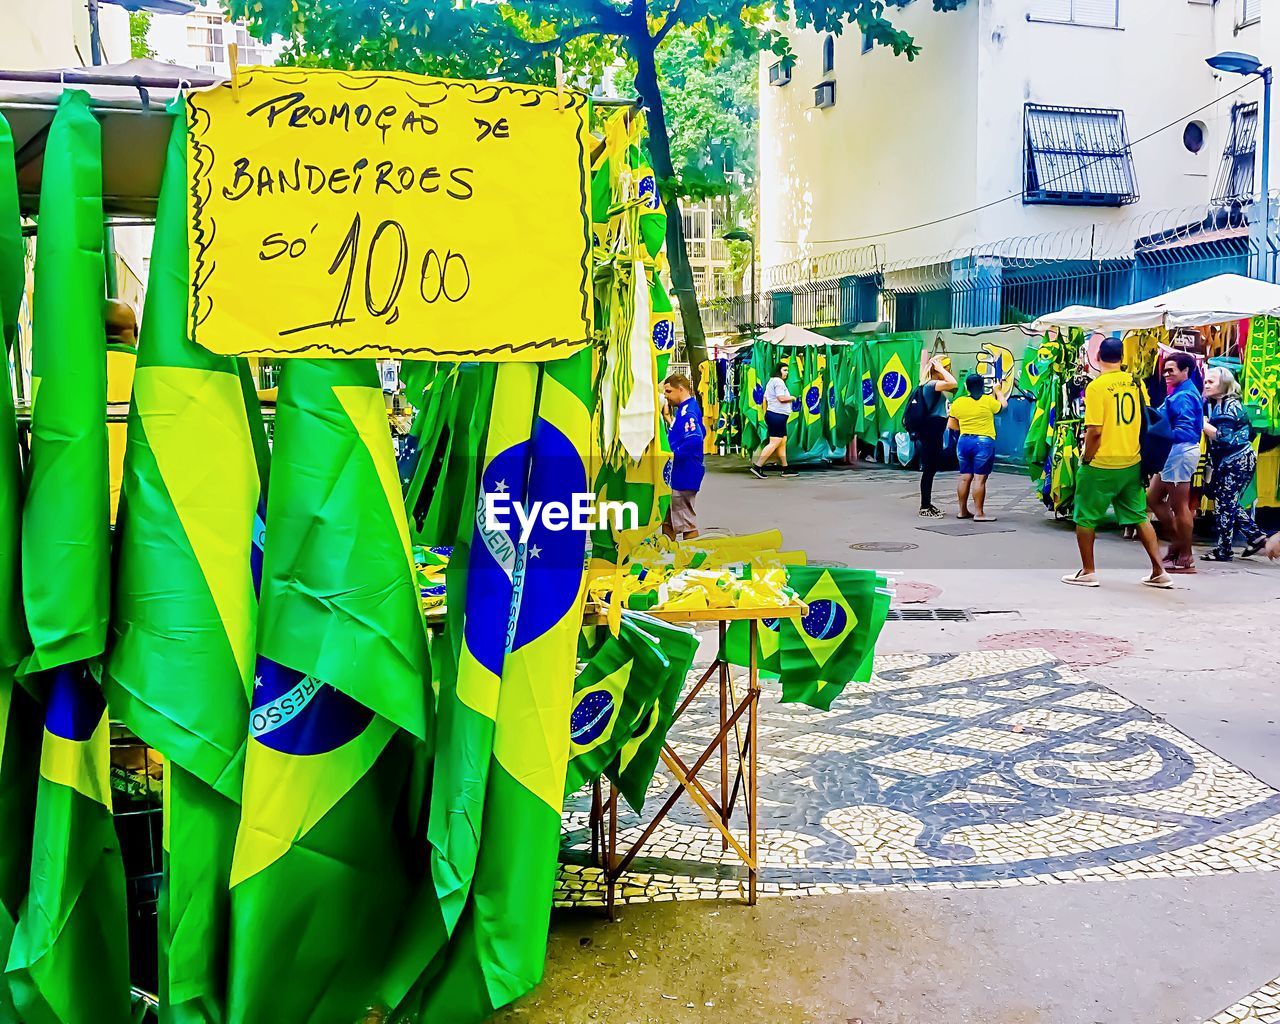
top-left (427, 363), bottom-right (538, 937)
top-left (413, 349), bottom-right (594, 1023)
top-left (227, 359), bottom-right (432, 1024)
top-left (564, 616), bottom-right (671, 798)
top-left (723, 567), bottom-right (891, 712)
top-left (0, 109), bottom-right (38, 1024)
top-left (103, 106), bottom-right (260, 1023)
top-left (7, 88), bottom-right (132, 1024)
top-left (871, 336), bottom-right (923, 438)
top-left (606, 616), bottom-right (700, 813)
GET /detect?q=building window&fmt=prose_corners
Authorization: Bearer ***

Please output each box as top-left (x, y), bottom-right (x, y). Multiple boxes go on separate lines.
top-left (1214, 101), bottom-right (1258, 202)
top-left (822, 35), bottom-right (835, 75)
top-left (814, 81), bottom-right (837, 108)
top-left (1023, 103), bottom-right (1139, 206)
top-left (1183, 120), bottom-right (1206, 154)
top-left (692, 269), bottom-right (707, 298)
top-left (1029, 0), bottom-right (1121, 28)
top-left (768, 60), bottom-right (792, 86)
top-left (861, 30), bottom-right (873, 54)
top-left (1238, 0), bottom-right (1261, 28)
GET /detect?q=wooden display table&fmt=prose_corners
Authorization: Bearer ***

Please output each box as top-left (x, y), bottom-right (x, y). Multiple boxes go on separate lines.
top-left (585, 605), bottom-right (803, 918)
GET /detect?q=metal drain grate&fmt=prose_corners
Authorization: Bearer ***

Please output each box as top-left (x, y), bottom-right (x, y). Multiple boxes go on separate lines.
top-left (849, 541), bottom-right (919, 553)
top-left (807, 558), bottom-right (850, 568)
top-left (886, 607), bottom-right (973, 622)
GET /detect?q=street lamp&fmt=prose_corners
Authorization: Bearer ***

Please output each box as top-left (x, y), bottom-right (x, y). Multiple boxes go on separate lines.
top-left (1207, 50), bottom-right (1273, 280)
top-left (722, 228), bottom-right (757, 336)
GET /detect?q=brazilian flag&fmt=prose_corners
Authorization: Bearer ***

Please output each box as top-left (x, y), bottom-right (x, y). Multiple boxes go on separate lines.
top-left (7, 90), bottom-right (132, 1024)
top-left (606, 616), bottom-right (700, 813)
top-left (776, 568), bottom-right (891, 710)
top-left (1024, 366), bottom-right (1059, 481)
top-left (564, 615), bottom-right (696, 800)
top-left (0, 109), bottom-right (38, 1024)
top-left (227, 359), bottom-right (433, 1024)
top-left (425, 363), bottom-right (538, 939)
top-left (722, 567), bottom-right (891, 712)
top-left (409, 350), bottom-right (595, 1023)
top-left (871, 336), bottom-right (923, 438)
top-left (103, 106), bottom-right (262, 1023)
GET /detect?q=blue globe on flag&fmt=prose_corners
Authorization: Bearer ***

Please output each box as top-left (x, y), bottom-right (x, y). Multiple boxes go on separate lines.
top-left (880, 371), bottom-right (908, 401)
top-left (861, 377), bottom-right (876, 405)
top-left (653, 318), bottom-right (675, 352)
top-left (662, 457), bottom-right (673, 486)
top-left (638, 174), bottom-right (660, 210)
top-left (801, 599), bottom-right (848, 641)
top-left (753, 382), bottom-right (766, 405)
top-left (250, 657), bottom-right (373, 756)
top-left (805, 386), bottom-right (822, 415)
top-left (570, 690), bottom-right (615, 745)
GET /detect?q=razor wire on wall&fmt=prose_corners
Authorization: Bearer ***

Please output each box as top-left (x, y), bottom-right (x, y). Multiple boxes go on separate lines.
top-left (701, 199), bottom-right (1279, 338)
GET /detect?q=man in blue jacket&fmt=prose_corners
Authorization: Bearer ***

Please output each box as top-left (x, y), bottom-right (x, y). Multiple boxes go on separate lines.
top-left (1148, 351), bottom-right (1204, 572)
top-left (661, 371), bottom-right (706, 540)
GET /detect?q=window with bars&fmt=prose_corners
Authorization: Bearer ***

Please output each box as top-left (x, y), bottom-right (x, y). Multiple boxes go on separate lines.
top-left (1029, 0), bottom-right (1120, 28)
top-left (1214, 101), bottom-right (1258, 202)
top-left (1023, 103), bottom-right (1138, 206)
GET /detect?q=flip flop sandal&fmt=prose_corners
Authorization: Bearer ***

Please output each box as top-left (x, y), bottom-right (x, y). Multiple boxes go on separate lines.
top-left (1242, 538), bottom-right (1267, 559)
top-left (1142, 573), bottom-right (1174, 589)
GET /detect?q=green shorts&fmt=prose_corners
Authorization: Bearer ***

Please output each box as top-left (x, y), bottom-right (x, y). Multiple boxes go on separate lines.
top-left (1073, 463), bottom-right (1147, 530)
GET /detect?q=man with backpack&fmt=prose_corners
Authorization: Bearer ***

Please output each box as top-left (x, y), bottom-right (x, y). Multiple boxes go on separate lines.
top-left (903, 356), bottom-right (957, 518)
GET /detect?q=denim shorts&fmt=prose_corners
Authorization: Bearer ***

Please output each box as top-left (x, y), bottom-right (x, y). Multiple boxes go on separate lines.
top-left (1160, 442), bottom-right (1200, 485)
top-left (957, 434), bottom-right (996, 476)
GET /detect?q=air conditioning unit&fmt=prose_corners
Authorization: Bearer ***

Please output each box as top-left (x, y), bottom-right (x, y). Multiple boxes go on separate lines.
top-left (768, 61), bottom-right (792, 87)
top-left (814, 80), bottom-right (836, 108)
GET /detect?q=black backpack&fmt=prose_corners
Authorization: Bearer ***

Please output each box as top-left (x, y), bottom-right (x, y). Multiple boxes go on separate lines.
top-left (902, 384), bottom-right (932, 436)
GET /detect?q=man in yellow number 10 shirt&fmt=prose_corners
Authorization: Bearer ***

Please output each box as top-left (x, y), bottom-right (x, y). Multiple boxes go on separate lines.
top-left (1062, 337), bottom-right (1172, 590)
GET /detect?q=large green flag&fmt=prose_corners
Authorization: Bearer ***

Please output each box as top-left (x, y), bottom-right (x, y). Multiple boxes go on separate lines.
top-left (19, 89), bottom-right (109, 676)
top-left (0, 109), bottom-right (38, 1024)
top-left (103, 106), bottom-right (260, 1024)
top-left (227, 359), bottom-right (432, 1024)
top-left (413, 349), bottom-right (594, 1024)
top-left (870, 336), bottom-right (923, 438)
top-left (7, 89), bottom-right (132, 1024)
top-left (426, 363), bottom-right (538, 939)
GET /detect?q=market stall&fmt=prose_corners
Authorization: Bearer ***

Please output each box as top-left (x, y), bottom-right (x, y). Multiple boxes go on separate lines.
top-left (0, 61), bottom-right (895, 1024)
top-left (1027, 274), bottom-right (1280, 523)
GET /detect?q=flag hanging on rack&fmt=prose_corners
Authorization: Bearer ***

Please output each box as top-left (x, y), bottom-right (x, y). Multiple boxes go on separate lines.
top-left (227, 359), bottom-right (433, 1024)
top-left (103, 103), bottom-right (261, 1024)
top-left (412, 348), bottom-right (594, 1024)
top-left (7, 88), bottom-right (132, 1024)
top-left (0, 108), bottom-right (38, 1024)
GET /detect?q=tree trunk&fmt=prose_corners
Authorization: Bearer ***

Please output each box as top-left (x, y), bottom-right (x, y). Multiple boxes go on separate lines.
top-left (629, 25), bottom-right (710, 390)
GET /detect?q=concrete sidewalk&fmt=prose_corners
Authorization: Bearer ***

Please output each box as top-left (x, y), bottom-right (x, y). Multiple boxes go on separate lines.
top-left (501, 459), bottom-right (1280, 1024)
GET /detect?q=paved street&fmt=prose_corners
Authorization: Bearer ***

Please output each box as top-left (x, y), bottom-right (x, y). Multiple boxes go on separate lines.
top-left (508, 461), bottom-right (1280, 1024)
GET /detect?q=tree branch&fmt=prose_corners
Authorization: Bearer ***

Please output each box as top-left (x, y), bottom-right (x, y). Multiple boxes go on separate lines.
top-left (653, 0), bottom-right (686, 45)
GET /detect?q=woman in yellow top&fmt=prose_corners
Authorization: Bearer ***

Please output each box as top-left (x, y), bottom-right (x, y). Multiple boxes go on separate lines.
top-left (947, 372), bottom-right (1008, 522)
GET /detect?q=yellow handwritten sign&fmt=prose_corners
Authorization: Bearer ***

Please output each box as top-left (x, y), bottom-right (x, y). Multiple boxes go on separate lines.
top-left (187, 68), bottom-right (593, 360)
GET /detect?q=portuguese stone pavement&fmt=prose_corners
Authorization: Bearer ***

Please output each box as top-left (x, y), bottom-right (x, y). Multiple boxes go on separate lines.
top-left (556, 648), bottom-right (1280, 1022)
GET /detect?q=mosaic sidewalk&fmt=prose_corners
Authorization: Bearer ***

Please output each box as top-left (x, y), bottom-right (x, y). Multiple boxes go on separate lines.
top-left (1206, 978), bottom-right (1280, 1023)
top-left (558, 649), bottom-right (1280, 906)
